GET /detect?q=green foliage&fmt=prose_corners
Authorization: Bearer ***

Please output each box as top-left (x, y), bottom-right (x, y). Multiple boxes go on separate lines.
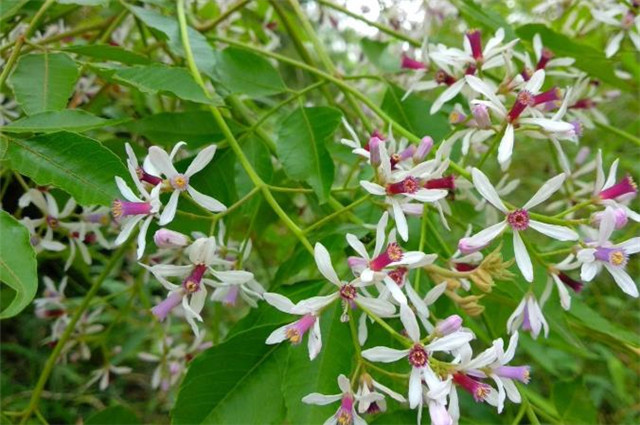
top-left (214, 48), bottom-right (288, 96)
top-left (276, 107), bottom-right (342, 203)
top-left (3, 110), bottom-right (117, 133)
top-left (8, 52), bottom-right (79, 115)
top-left (63, 44), bottom-right (151, 66)
top-left (85, 405), bottom-right (141, 425)
top-left (6, 132), bottom-right (128, 206)
top-left (0, 211), bottom-right (38, 319)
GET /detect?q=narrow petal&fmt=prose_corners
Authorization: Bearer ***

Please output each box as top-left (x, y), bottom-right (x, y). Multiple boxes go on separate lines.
top-left (497, 124), bottom-right (515, 165)
top-left (266, 324), bottom-right (289, 344)
top-left (357, 296), bottom-right (396, 317)
top-left (361, 346), bottom-right (409, 363)
top-left (187, 186), bottom-right (226, 212)
top-left (136, 216), bottom-right (152, 259)
top-left (528, 220), bottom-right (578, 241)
top-left (383, 276), bottom-right (408, 305)
top-left (115, 177), bottom-right (141, 203)
top-left (408, 367), bottom-right (422, 408)
top-left (430, 79), bottom-right (465, 114)
top-left (159, 190), bottom-right (180, 226)
top-left (360, 180), bottom-right (386, 195)
top-left (471, 168), bottom-right (508, 212)
top-left (148, 146), bottom-right (178, 177)
top-left (522, 173), bottom-right (566, 210)
top-left (263, 292), bottom-right (295, 313)
top-left (465, 75), bottom-right (507, 114)
top-left (513, 232), bottom-right (533, 282)
top-left (604, 264), bottom-right (639, 297)
top-left (114, 215), bottom-right (144, 246)
top-left (346, 234), bottom-right (370, 260)
top-left (391, 200), bottom-right (409, 241)
top-left (186, 145), bottom-right (216, 176)
top-left (302, 393), bottom-right (342, 406)
top-left (374, 212), bottom-right (389, 256)
top-left (524, 69), bottom-right (545, 93)
top-left (400, 303), bottom-right (421, 341)
top-left (605, 31), bottom-right (624, 57)
top-left (308, 319), bottom-right (322, 360)
top-left (314, 243), bottom-right (342, 286)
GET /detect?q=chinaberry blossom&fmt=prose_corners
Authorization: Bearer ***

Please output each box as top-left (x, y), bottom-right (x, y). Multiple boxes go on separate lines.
top-left (361, 305), bottom-right (473, 409)
top-left (302, 374), bottom-right (378, 425)
top-left (356, 373), bottom-right (406, 414)
top-left (592, 4), bottom-right (640, 57)
top-left (459, 168), bottom-right (578, 282)
top-left (542, 254), bottom-right (583, 310)
top-left (507, 293), bottom-right (549, 339)
top-left (148, 143), bottom-right (226, 225)
top-left (577, 207), bottom-right (639, 297)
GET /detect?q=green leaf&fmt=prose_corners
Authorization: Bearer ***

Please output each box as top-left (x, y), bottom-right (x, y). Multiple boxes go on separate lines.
top-left (0, 0), bottom-right (29, 22)
top-left (8, 52), bottom-right (79, 115)
top-left (3, 110), bottom-right (121, 133)
top-left (58, 0), bottom-right (110, 5)
top-left (381, 83), bottom-right (450, 141)
top-left (63, 44), bottom-right (151, 65)
top-left (85, 405), bottom-right (141, 425)
top-left (127, 5), bottom-right (215, 75)
top-left (0, 211), bottom-right (38, 319)
top-left (552, 380), bottom-right (597, 424)
top-left (113, 65), bottom-right (220, 105)
top-left (235, 135), bottom-right (273, 197)
top-left (516, 24), bottom-right (631, 90)
top-left (124, 111), bottom-right (243, 146)
top-left (283, 302), bottom-right (355, 424)
top-left (214, 48), bottom-right (287, 96)
top-left (457, 0), bottom-right (516, 40)
top-left (171, 325), bottom-right (287, 424)
top-left (568, 299), bottom-right (640, 348)
top-left (361, 39), bottom-right (401, 72)
top-left (276, 107), bottom-right (342, 203)
top-left (6, 131), bottom-right (128, 206)
top-left (182, 147), bottom-right (238, 207)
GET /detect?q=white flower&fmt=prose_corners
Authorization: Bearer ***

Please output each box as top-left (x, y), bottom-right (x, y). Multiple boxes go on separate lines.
top-left (459, 168), bottom-right (578, 282)
top-left (507, 293), bottom-right (549, 339)
top-left (148, 143), bottom-right (226, 225)
top-left (356, 373), bottom-right (406, 414)
top-left (592, 6), bottom-right (640, 57)
top-left (361, 305), bottom-right (473, 409)
top-left (576, 207), bottom-right (639, 298)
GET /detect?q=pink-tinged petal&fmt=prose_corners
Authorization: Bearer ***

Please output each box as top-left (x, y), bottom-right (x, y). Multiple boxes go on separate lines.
top-left (189, 287), bottom-right (207, 316)
top-left (308, 319), bottom-right (322, 360)
top-left (400, 303), bottom-right (421, 341)
top-left (383, 276), bottom-right (408, 305)
top-left (360, 180), bottom-right (386, 195)
top-left (263, 293), bottom-right (295, 313)
top-left (302, 393), bottom-right (342, 406)
top-left (604, 264), bottom-right (639, 297)
top-left (430, 79), bottom-right (465, 114)
top-left (115, 177), bottom-right (141, 203)
top-left (425, 282), bottom-right (447, 305)
top-left (605, 31), bottom-right (624, 58)
top-left (314, 243), bottom-right (342, 286)
top-left (361, 346), bottom-right (409, 362)
top-left (136, 216), bottom-right (152, 259)
top-left (524, 69), bottom-right (545, 93)
top-left (187, 186), bottom-right (226, 212)
top-left (159, 190), bottom-right (180, 226)
top-left (266, 324), bottom-right (289, 344)
top-left (465, 75), bottom-right (506, 114)
top-left (497, 124), bottom-right (514, 165)
top-left (513, 231), bottom-right (533, 282)
top-left (391, 200), bottom-right (409, 242)
top-left (185, 145), bottom-right (216, 176)
top-left (148, 146), bottom-right (178, 177)
top-left (408, 367), bottom-right (422, 408)
top-left (528, 220), bottom-right (578, 241)
top-left (346, 234), bottom-right (370, 260)
top-left (522, 173), bottom-right (566, 210)
top-left (357, 296), bottom-right (396, 317)
top-left (471, 168), bottom-right (508, 212)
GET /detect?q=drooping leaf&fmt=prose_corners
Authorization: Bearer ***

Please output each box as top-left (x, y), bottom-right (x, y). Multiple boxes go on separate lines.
top-left (552, 380), bottom-right (598, 424)
top-left (283, 302), bottom-right (355, 424)
top-left (113, 65), bottom-right (221, 105)
top-left (8, 52), bottom-right (79, 115)
top-left (0, 211), bottom-right (38, 319)
top-left (3, 110), bottom-right (122, 133)
top-left (171, 325), bottom-right (287, 424)
top-left (126, 5), bottom-right (215, 75)
top-left (85, 405), bottom-right (141, 425)
top-left (516, 24), bottom-right (632, 90)
top-left (63, 44), bottom-right (151, 65)
top-left (124, 111), bottom-right (244, 146)
top-left (381, 83), bottom-right (450, 141)
top-left (6, 131), bottom-right (128, 206)
top-left (276, 107), bottom-right (342, 203)
top-left (214, 47), bottom-right (287, 96)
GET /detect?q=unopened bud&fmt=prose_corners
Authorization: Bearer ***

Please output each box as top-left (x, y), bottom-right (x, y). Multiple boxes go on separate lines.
top-left (154, 229), bottom-right (189, 248)
top-left (414, 136), bottom-right (434, 161)
top-left (435, 315), bottom-right (463, 335)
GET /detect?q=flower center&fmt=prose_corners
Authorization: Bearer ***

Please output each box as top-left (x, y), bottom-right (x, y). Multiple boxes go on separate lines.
top-left (453, 373), bottom-right (492, 402)
top-left (171, 174), bottom-right (190, 191)
top-left (594, 247), bottom-right (628, 267)
top-left (339, 284), bottom-right (357, 301)
top-left (408, 344), bottom-right (428, 367)
top-left (599, 175), bottom-right (637, 200)
top-left (46, 216), bottom-right (59, 229)
top-left (386, 177), bottom-right (419, 195)
top-left (507, 209), bottom-right (530, 231)
top-left (388, 267), bottom-right (408, 286)
top-left (182, 264), bottom-right (207, 293)
top-left (285, 314), bottom-right (316, 344)
top-left (370, 243), bottom-right (404, 271)
top-left (507, 91), bottom-right (534, 122)
top-left (435, 69), bottom-right (456, 86)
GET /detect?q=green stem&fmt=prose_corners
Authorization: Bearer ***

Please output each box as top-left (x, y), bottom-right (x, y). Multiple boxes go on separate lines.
top-left (476, 126), bottom-right (504, 168)
top-left (595, 121), bottom-right (640, 147)
top-left (177, 0), bottom-right (313, 254)
top-left (197, 0), bottom-right (250, 32)
top-left (553, 199), bottom-right (593, 218)
top-left (304, 195), bottom-right (370, 234)
top-left (20, 237), bottom-right (132, 424)
top-left (356, 300), bottom-right (411, 346)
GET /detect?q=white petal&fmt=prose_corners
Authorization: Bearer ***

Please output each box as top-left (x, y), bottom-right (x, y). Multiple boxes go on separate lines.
top-left (115, 177), bottom-right (141, 202)
top-left (506, 298), bottom-right (526, 333)
top-left (597, 207), bottom-right (616, 245)
top-left (263, 292), bottom-right (295, 313)
top-left (471, 168), bottom-right (508, 213)
top-left (358, 296), bottom-right (396, 317)
top-left (186, 145), bottom-right (216, 176)
top-left (400, 303), bottom-right (420, 341)
top-left (302, 393), bottom-right (342, 405)
top-left (148, 146), bottom-right (178, 177)
top-left (524, 69), bottom-right (545, 93)
top-left (551, 274), bottom-right (572, 310)
top-left (373, 212), bottom-right (389, 256)
top-left (497, 124), bottom-right (515, 165)
top-left (391, 200), bottom-right (409, 241)
top-left (430, 79), bottom-right (465, 114)
top-left (405, 282), bottom-right (430, 318)
top-left (114, 215), bottom-right (143, 246)
top-left (361, 346), bottom-right (409, 363)
top-left (383, 276), bottom-right (408, 305)
top-left (346, 234), bottom-right (370, 260)
top-left (581, 262), bottom-right (599, 282)
top-left (360, 180), bottom-right (386, 195)
top-left (523, 173), bottom-right (566, 210)
top-left (159, 190), bottom-right (180, 226)
top-left (409, 189), bottom-right (448, 203)
top-left (465, 75), bottom-right (506, 114)
top-left (408, 367), bottom-right (422, 408)
top-left (463, 221), bottom-right (508, 248)
top-left (136, 217), bottom-right (152, 259)
top-left (187, 186), bottom-right (226, 212)
top-left (266, 324), bottom-right (289, 344)
top-left (617, 237), bottom-right (640, 254)
top-left (314, 243), bottom-right (342, 286)
top-left (604, 264), bottom-right (639, 297)
top-left (427, 331), bottom-right (474, 352)
top-left (424, 282), bottom-right (447, 305)
top-left (513, 232), bottom-right (533, 282)
top-left (528, 220), bottom-right (578, 241)
top-left (293, 293), bottom-right (339, 314)
top-left (308, 319), bottom-right (322, 360)
top-left (605, 31), bottom-right (624, 57)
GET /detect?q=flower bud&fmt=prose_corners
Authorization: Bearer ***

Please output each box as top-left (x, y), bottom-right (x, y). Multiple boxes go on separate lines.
top-left (154, 229), bottom-right (189, 248)
top-left (414, 136), bottom-right (434, 161)
top-left (471, 104), bottom-right (491, 128)
top-left (435, 315), bottom-right (463, 336)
